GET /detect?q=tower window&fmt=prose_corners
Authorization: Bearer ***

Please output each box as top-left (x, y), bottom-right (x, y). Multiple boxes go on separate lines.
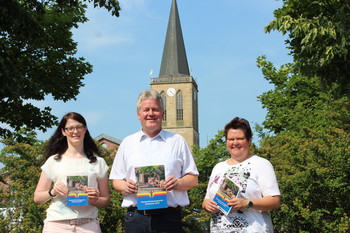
top-left (193, 90), bottom-right (198, 128)
top-left (160, 91), bottom-right (167, 121)
top-left (176, 91), bottom-right (183, 121)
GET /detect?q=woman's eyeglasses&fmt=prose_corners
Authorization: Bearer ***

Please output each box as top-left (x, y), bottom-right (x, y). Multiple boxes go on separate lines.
top-left (64, 126), bottom-right (85, 133)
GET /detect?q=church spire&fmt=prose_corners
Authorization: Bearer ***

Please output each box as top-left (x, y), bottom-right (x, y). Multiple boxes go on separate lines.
top-left (159, 0), bottom-right (190, 78)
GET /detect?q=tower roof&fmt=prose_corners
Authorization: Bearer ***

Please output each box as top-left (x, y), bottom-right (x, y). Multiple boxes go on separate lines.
top-left (159, 0), bottom-right (190, 78)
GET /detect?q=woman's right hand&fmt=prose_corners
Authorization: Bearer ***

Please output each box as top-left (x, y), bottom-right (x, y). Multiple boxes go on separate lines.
top-left (202, 198), bottom-right (219, 213)
top-left (53, 182), bottom-right (69, 196)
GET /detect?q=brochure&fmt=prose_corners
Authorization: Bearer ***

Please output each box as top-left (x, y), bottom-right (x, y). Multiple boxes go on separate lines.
top-left (213, 177), bottom-right (240, 215)
top-left (66, 175), bottom-right (89, 206)
top-left (135, 165), bottom-right (168, 210)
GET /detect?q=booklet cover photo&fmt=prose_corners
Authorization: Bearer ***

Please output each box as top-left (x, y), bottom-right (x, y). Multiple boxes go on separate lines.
top-left (66, 175), bottom-right (89, 206)
top-left (213, 177), bottom-right (240, 215)
top-left (135, 165), bottom-right (168, 210)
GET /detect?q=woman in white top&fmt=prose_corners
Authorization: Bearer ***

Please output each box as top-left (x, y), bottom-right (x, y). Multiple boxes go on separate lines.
top-left (34, 112), bottom-right (110, 233)
top-left (202, 117), bottom-right (281, 233)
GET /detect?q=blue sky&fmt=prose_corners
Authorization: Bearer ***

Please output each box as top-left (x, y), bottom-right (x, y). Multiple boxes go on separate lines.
top-left (35, 0), bottom-right (291, 147)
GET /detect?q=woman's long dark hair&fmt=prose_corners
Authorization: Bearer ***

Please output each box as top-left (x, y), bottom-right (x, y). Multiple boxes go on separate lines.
top-left (44, 112), bottom-right (100, 163)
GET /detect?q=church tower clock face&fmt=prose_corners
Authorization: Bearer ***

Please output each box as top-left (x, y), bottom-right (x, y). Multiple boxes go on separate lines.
top-left (166, 87), bottom-right (176, 97)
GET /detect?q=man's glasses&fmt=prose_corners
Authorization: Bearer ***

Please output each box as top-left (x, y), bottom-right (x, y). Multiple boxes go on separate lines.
top-left (64, 126), bottom-right (85, 133)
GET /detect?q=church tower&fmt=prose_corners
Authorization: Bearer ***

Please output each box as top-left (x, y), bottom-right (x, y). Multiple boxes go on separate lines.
top-left (150, 0), bottom-right (199, 148)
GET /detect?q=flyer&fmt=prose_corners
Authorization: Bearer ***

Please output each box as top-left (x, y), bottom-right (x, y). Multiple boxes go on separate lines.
top-left (213, 177), bottom-right (240, 215)
top-left (135, 165), bottom-right (168, 210)
top-left (66, 176), bottom-right (89, 206)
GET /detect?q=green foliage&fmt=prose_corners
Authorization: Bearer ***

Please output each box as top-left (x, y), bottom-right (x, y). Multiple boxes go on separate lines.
top-left (99, 188), bottom-right (125, 233)
top-left (256, 55), bottom-right (350, 232)
top-left (258, 127), bottom-right (350, 232)
top-left (88, 0), bottom-right (121, 17)
top-left (0, 0), bottom-right (121, 139)
top-left (257, 56), bottom-right (350, 135)
top-left (265, 0), bottom-right (350, 94)
top-left (0, 130), bottom-right (47, 232)
top-left (96, 144), bottom-right (125, 233)
top-left (193, 130), bottom-right (229, 183)
top-left (182, 183), bottom-right (210, 233)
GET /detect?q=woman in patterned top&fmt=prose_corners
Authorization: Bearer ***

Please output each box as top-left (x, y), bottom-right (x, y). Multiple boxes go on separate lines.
top-left (202, 117), bottom-right (281, 233)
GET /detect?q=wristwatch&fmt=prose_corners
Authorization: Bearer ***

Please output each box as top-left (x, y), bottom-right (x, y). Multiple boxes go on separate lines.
top-left (248, 200), bottom-right (254, 208)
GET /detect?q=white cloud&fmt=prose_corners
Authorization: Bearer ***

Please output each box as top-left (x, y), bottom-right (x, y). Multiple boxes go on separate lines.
top-left (75, 31), bottom-right (132, 50)
top-left (83, 112), bottom-right (103, 127)
top-left (72, 3), bottom-right (137, 51)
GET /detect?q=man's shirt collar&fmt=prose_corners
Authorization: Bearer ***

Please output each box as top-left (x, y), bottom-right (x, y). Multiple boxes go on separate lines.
top-left (138, 129), bottom-right (166, 142)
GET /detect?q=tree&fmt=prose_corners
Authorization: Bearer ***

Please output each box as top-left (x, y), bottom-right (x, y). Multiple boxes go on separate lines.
top-left (0, 130), bottom-right (47, 232)
top-left (259, 128), bottom-right (350, 233)
top-left (265, 0), bottom-right (350, 94)
top-left (97, 144), bottom-right (126, 233)
top-left (0, 0), bottom-right (120, 139)
top-left (256, 57), bottom-right (350, 232)
top-left (258, 2), bottom-right (350, 229)
top-left (257, 56), bottom-right (350, 135)
top-left (182, 183), bottom-right (210, 233)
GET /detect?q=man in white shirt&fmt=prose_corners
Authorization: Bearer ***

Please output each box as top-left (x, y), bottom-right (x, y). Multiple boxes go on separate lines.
top-left (110, 89), bottom-right (199, 233)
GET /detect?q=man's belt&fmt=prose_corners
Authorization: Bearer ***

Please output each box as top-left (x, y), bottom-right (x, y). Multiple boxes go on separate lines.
top-left (127, 206), bottom-right (181, 216)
